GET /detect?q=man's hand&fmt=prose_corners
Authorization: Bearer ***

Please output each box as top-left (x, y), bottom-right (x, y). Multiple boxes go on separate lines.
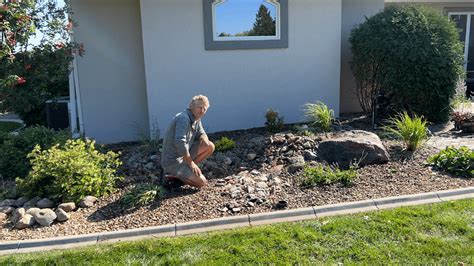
top-left (190, 161), bottom-right (202, 176)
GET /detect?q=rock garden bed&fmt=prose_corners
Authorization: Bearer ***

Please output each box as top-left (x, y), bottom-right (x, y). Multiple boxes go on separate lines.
top-left (1, 116), bottom-right (473, 241)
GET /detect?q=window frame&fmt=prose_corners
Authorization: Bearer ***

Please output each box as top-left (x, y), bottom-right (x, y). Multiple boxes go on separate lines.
top-left (203, 0), bottom-right (288, 50)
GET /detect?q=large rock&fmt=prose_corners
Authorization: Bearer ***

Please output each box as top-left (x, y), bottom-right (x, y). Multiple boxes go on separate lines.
top-left (34, 209), bottom-right (56, 227)
top-left (15, 214), bottom-right (35, 229)
top-left (58, 202), bottom-right (76, 212)
top-left (14, 197), bottom-right (29, 208)
top-left (79, 196), bottom-right (98, 208)
top-left (10, 208), bottom-right (25, 224)
top-left (36, 198), bottom-right (54, 208)
top-left (0, 213), bottom-right (7, 223)
top-left (318, 130), bottom-right (390, 168)
top-left (23, 196), bottom-right (41, 208)
top-left (55, 208), bottom-right (70, 222)
top-left (0, 199), bottom-right (16, 207)
top-left (0, 206), bottom-right (15, 215)
top-left (26, 207), bottom-right (41, 217)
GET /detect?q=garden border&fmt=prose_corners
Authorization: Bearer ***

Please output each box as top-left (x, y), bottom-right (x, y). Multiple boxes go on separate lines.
top-left (0, 187), bottom-right (472, 255)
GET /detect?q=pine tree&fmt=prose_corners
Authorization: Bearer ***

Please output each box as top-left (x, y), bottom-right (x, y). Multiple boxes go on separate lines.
top-left (250, 4), bottom-right (276, 36)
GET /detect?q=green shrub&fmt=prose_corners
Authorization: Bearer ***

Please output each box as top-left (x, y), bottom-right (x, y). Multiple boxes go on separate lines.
top-left (265, 108), bottom-right (285, 133)
top-left (214, 137), bottom-right (236, 152)
top-left (384, 112), bottom-right (428, 151)
top-left (0, 126), bottom-right (70, 180)
top-left (303, 102), bottom-right (334, 132)
top-left (16, 138), bottom-right (123, 202)
top-left (350, 5), bottom-right (464, 122)
top-left (428, 146), bottom-right (473, 178)
top-left (120, 183), bottom-right (165, 208)
top-left (302, 164), bottom-right (356, 187)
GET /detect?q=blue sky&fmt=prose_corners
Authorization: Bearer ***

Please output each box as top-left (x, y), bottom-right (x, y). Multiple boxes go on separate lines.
top-left (215, 0), bottom-right (276, 35)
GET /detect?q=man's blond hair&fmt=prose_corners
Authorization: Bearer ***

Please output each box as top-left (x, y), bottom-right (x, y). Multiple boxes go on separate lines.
top-left (189, 95), bottom-right (210, 108)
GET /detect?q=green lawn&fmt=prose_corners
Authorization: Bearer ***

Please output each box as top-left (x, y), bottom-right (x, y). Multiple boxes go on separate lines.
top-left (0, 121), bottom-right (22, 132)
top-left (1, 199), bottom-right (473, 264)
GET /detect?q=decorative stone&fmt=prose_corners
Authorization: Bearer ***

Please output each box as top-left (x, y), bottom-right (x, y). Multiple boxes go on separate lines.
top-left (288, 163), bottom-right (304, 174)
top-left (34, 209), bottom-right (57, 227)
top-left (256, 182), bottom-right (268, 189)
top-left (0, 199), bottom-right (16, 207)
top-left (79, 196), bottom-right (98, 208)
top-left (58, 202), bottom-right (76, 212)
top-left (250, 170), bottom-right (260, 175)
top-left (55, 208), bottom-right (70, 222)
top-left (36, 198), bottom-right (54, 208)
top-left (288, 155), bottom-right (305, 165)
top-left (303, 150), bottom-right (318, 161)
top-left (0, 213), bottom-right (7, 223)
top-left (318, 130), bottom-right (390, 168)
top-left (224, 157), bottom-right (233, 165)
top-left (0, 206), bottom-right (15, 215)
top-left (14, 197), bottom-right (29, 208)
top-left (232, 208), bottom-right (241, 213)
top-left (144, 162), bottom-right (154, 170)
top-left (15, 214), bottom-right (35, 229)
top-left (26, 207), bottom-right (41, 217)
top-left (247, 153), bottom-right (257, 161)
top-left (23, 196), bottom-right (41, 208)
top-left (269, 165), bottom-right (284, 175)
top-left (10, 208), bottom-right (25, 224)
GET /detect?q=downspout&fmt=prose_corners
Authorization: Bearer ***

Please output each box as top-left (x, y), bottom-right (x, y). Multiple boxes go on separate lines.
top-left (72, 50), bottom-right (84, 137)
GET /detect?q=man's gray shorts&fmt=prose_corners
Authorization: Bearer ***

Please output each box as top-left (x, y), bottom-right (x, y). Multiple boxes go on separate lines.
top-left (162, 141), bottom-right (200, 180)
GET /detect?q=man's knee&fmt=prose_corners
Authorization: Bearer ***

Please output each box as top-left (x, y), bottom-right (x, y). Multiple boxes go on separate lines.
top-left (208, 141), bottom-right (215, 154)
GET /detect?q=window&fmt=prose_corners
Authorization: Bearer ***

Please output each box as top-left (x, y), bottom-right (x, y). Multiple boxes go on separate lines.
top-left (203, 0), bottom-right (288, 50)
top-left (449, 12), bottom-right (474, 80)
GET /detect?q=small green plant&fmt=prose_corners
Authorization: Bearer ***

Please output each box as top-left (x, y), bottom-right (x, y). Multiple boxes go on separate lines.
top-left (428, 146), bottom-right (473, 178)
top-left (301, 163), bottom-right (357, 187)
top-left (265, 108), bottom-right (285, 133)
top-left (303, 102), bottom-right (334, 132)
top-left (214, 137), bottom-right (236, 152)
top-left (136, 118), bottom-right (161, 156)
top-left (384, 112), bottom-right (428, 151)
top-left (120, 183), bottom-right (165, 208)
top-left (16, 138), bottom-right (123, 202)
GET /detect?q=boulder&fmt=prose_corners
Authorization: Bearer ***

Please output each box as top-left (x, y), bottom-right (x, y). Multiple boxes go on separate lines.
top-left (58, 202), bottom-right (76, 212)
top-left (247, 153), bottom-right (257, 161)
top-left (0, 206), bottom-right (15, 215)
top-left (34, 209), bottom-right (57, 227)
top-left (55, 208), bottom-right (70, 222)
top-left (15, 214), bottom-right (35, 229)
top-left (0, 199), bottom-right (16, 207)
top-left (0, 213), bottom-right (7, 223)
top-left (318, 130), bottom-right (389, 168)
top-left (36, 198), bottom-right (55, 208)
top-left (14, 197), bottom-right (29, 208)
top-left (10, 208), bottom-right (25, 224)
top-left (79, 196), bottom-right (98, 208)
top-left (25, 207), bottom-right (41, 217)
top-left (23, 196), bottom-right (41, 208)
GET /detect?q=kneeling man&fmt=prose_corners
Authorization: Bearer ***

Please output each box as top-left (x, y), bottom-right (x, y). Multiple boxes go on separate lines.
top-left (161, 95), bottom-right (215, 187)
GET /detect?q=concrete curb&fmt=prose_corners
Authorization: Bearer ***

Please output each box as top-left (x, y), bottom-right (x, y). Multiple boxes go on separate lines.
top-left (0, 187), bottom-right (472, 255)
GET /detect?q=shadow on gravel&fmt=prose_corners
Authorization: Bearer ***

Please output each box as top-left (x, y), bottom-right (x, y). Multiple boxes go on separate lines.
top-left (87, 186), bottom-right (199, 222)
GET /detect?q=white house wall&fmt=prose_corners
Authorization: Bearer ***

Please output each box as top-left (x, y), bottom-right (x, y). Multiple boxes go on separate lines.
top-left (71, 0), bottom-right (149, 143)
top-left (140, 0), bottom-right (342, 136)
top-left (340, 0), bottom-right (385, 113)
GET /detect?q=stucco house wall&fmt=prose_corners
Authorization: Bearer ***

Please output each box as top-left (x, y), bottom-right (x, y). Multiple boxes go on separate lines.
top-left (71, 0), bottom-right (149, 143)
top-left (70, 0), bottom-right (386, 143)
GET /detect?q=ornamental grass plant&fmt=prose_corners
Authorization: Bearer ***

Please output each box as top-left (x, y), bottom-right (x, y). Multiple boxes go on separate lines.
top-left (384, 112), bottom-right (428, 151)
top-left (302, 102), bottom-right (334, 132)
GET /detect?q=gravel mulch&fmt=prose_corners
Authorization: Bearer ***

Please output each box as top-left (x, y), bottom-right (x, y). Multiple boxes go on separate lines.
top-left (1, 117), bottom-right (473, 241)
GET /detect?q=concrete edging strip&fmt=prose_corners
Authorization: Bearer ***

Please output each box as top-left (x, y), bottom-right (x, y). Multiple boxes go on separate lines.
top-left (0, 186), bottom-right (472, 255)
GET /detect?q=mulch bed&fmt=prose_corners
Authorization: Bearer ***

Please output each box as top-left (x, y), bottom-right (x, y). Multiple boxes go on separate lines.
top-left (1, 116), bottom-right (473, 241)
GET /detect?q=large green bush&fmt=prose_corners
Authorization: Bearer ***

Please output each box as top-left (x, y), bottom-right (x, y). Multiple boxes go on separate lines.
top-left (350, 5), bottom-right (464, 122)
top-left (16, 139), bottom-right (123, 202)
top-left (0, 126), bottom-right (70, 180)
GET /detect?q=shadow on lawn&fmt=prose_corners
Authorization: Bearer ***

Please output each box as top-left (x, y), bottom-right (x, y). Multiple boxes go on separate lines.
top-left (87, 185), bottom-right (199, 222)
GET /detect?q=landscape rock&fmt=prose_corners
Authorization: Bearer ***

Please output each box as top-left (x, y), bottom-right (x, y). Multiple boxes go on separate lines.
top-left (79, 196), bottom-right (98, 208)
top-left (288, 155), bottom-right (305, 165)
top-left (303, 150), bottom-right (318, 161)
top-left (14, 197), bottom-right (29, 208)
top-left (318, 130), bottom-right (390, 168)
top-left (0, 213), bottom-right (7, 223)
top-left (55, 208), bottom-right (70, 222)
top-left (23, 196), bottom-right (41, 208)
top-left (288, 163), bottom-right (304, 174)
top-left (0, 199), bottom-right (16, 207)
top-left (247, 153), bottom-right (257, 161)
top-left (36, 198), bottom-right (54, 208)
top-left (26, 207), bottom-right (41, 217)
top-left (34, 209), bottom-right (57, 227)
top-left (58, 202), bottom-right (76, 212)
top-left (0, 206), bottom-right (15, 215)
top-left (10, 208), bottom-right (25, 224)
top-left (15, 214), bottom-right (35, 229)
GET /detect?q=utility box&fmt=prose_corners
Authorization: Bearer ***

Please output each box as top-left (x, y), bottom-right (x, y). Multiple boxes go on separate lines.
top-left (45, 97), bottom-right (70, 130)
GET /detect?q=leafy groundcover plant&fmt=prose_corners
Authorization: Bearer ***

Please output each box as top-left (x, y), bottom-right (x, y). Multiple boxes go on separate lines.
top-left (214, 137), bottom-right (236, 152)
top-left (120, 183), bottom-right (165, 208)
top-left (384, 112), bottom-right (428, 151)
top-left (428, 146), bottom-right (473, 178)
top-left (302, 163), bottom-right (356, 187)
top-left (16, 138), bottom-right (123, 202)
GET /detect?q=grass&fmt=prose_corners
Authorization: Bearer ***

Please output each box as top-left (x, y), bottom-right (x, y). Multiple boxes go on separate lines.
top-left (302, 163), bottom-right (356, 186)
top-left (1, 199), bottom-right (473, 264)
top-left (384, 112), bottom-right (428, 151)
top-left (303, 101), bottom-right (334, 132)
top-left (0, 121), bottom-right (22, 132)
